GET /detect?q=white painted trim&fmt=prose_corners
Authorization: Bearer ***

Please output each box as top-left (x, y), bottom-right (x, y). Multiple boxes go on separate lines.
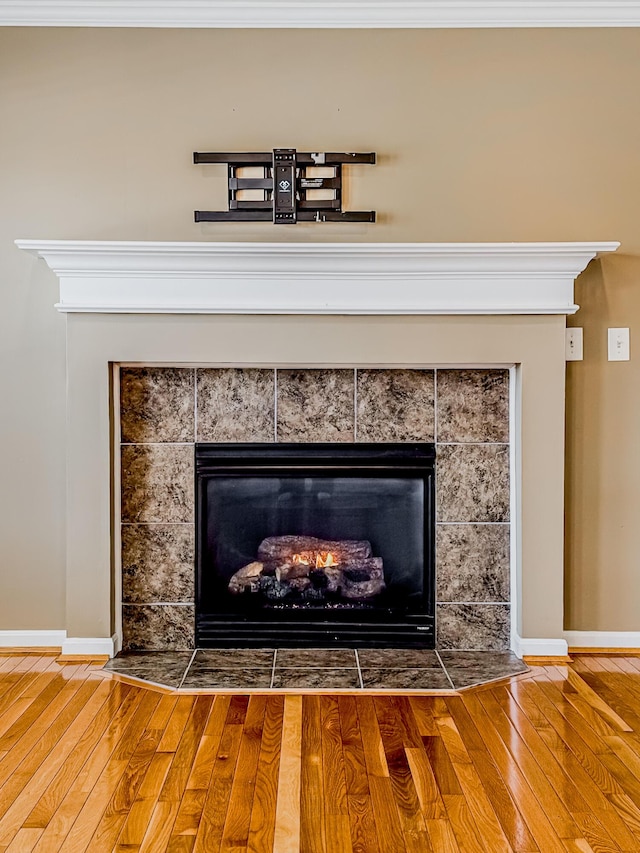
top-left (564, 630), bottom-right (640, 649)
top-left (15, 241), bottom-right (618, 317)
top-left (511, 634), bottom-right (569, 658)
top-left (61, 635), bottom-right (116, 657)
top-left (0, 630), bottom-right (66, 648)
top-left (2, 1), bottom-right (640, 28)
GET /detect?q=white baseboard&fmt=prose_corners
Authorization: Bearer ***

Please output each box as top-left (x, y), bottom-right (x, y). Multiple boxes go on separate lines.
top-left (0, 630), bottom-right (66, 648)
top-left (61, 636), bottom-right (116, 657)
top-left (512, 634), bottom-right (569, 658)
top-left (564, 630), bottom-right (640, 649)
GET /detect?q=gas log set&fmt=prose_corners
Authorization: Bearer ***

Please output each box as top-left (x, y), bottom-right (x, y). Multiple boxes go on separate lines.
top-left (228, 535), bottom-right (385, 606)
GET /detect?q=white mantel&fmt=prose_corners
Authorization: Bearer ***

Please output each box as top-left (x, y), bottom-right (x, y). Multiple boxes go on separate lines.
top-left (2, 1), bottom-right (640, 28)
top-left (16, 241), bottom-right (618, 316)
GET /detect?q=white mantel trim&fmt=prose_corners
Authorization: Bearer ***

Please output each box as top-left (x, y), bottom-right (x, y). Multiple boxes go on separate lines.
top-left (17, 240), bottom-right (619, 316)
top-left (2, 1), bottom-right (640, 28)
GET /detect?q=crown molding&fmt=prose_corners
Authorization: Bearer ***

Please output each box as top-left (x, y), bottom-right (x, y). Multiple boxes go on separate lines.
top-left (16, 240), bottom-right (619, 315)
top-left (2, 1), bottom-right (640, 28)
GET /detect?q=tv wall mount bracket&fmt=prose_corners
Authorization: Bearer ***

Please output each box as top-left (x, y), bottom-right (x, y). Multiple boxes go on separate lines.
top-left (193, 148), bottom-right (376, 225)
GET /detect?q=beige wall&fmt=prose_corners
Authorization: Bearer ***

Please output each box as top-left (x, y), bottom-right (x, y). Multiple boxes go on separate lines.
top-left (2, 27), bottom-right (640, 634)
top-left (566, 254), bottom-right (640, 631)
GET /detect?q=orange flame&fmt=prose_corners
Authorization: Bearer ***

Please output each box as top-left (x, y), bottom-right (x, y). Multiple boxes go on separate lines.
top-left (291, 551), bottom-right (340, 568)
top-left (315, 552), bottom-right (339, 568)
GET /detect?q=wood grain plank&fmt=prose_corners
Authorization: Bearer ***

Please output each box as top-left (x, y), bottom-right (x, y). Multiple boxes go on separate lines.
top-left (247, 696), bottom-right (284, 853)
top-left (56, 689), bottom-right (161, 852)
top-left (272, 695), bottom-right (302, 853)
top-left (0, 656), bottom-right (639, 853)
top-left (219, 694), bottom-right (267, 852)
top-left (192, 698), bottom-right (248, 853)
top-left (0, 677), bottom-right (104, 845)
top-left (477, 690), bottom-right (581, 840)
top-left (404, 748), bottom-right (446, 820)
top-left (31, 685), bottom-right (144, 853)
top-left (514, 680), bottom-right (640, 851)
top-left (4, 828), bottom-right (43, 852)
top-left (321, 695), bottom-right (351, 818)
top-left (373, 697), bottom-right (431, 853)
top-left (186, 695), bottom-right (231, 791)
top-left (461, 693), bottom-right (566, 853)
top-left (300, 695), bottom-right (326, 853)
top-left (434, 711), bottom-right (513, 852)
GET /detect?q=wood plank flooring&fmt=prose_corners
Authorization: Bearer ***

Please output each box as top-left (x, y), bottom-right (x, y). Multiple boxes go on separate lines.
top-left (1, 654), bottom-right (640, 851)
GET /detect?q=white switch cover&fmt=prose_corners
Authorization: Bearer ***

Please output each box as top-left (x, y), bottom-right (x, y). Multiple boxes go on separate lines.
top-left (565, 328), bottom-right (583, 361)
top-left (608, 327), bottom-right (630, 361)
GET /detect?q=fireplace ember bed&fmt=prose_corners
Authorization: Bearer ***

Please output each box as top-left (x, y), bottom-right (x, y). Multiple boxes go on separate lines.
top-left (195, 443), bottom-right (435, 648)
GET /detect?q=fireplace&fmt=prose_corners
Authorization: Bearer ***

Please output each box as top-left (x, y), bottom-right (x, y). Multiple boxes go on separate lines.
top-left (16, 239), bottom-right (611, 659)
top-left (195, 443), bottom-right (435, 647)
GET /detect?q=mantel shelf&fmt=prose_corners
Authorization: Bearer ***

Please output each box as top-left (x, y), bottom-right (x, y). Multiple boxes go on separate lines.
top-left (16, 240), bottom-right (619, 316)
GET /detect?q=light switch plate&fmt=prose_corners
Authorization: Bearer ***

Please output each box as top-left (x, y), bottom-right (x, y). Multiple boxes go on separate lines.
top-left (608, 328), bottom-right (630, 361)
top-left (566, 328), bottom-right (583, 361)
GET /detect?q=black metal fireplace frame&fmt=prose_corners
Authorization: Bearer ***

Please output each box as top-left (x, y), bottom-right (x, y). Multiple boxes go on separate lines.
top-left (195, 442), bottom-right (436, 648)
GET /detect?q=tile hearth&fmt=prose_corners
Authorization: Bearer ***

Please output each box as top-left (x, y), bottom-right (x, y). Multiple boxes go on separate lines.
top-left (103, 649), bottom-right (528, 691)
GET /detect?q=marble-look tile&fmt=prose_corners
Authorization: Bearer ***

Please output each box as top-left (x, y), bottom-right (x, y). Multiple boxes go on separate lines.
top-left (360, 668), bottom-right (451, 690)
top-left (277, 370), bottom-right (354, 442)
top-left (103, 651), bottom-right (192, 688)
top-left (122, 524), bottom-right (194, 603)
top-left (436, 445), bottom-right (510, 523)
top-left (437, 604), bottom-right (510, 651)
top-left (120, 367), bottom-right (195, 444)
top-left (197, 368), bottom-right (275, 442)
top-left (436, 524), bottom-right (510, 603)
top-left (357, 648), bottom-right (440, 668)
top-left (275, 648), bottom-right (356, 668)
top-left (272, 668), bottom-right (360, 689)
top-left (356, 369), bottom-right (434, 442)
top-left (193, 649), bottom-right (275, 669)
top-left (181, 667), bottom-right (273, 689)
top-left (437, 369), bottom-right (509, 443)
top-left (122, 604), bottom-right (195, 651)
top-left (438, 650), bottom-right (527, 689)
top-left (121, 445), bottom-right (193, 523)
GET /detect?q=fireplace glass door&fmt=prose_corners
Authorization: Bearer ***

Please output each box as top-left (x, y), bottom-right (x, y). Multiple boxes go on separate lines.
top-left (195, 443), bottom-right (435, 647)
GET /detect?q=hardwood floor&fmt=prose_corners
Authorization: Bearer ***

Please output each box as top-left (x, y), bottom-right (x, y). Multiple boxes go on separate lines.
top-left (1, 654), bottom-right (640, 851)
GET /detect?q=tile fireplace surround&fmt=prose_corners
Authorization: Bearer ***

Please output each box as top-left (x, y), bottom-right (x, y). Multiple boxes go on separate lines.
top-left (16, 240), bottom-right (619, 659)
top-left (119, 365), bottom-right (511, 652)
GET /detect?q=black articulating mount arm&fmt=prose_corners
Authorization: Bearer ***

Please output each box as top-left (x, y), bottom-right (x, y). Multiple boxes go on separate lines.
top-left (194, 149), bottom-right (376, 224)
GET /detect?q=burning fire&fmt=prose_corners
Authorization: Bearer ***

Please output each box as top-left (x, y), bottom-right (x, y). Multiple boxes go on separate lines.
top-left (292, 551), bottom-right (340, 568)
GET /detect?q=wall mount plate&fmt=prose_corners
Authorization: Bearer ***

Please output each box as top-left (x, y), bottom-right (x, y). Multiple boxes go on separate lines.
top-left (194, 148), bottom-right (376, 224)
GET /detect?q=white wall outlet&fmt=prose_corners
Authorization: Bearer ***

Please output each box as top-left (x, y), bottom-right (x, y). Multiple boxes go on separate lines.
top-left (565, 327), bottom-right (583, 361)
top-left (608, 327), bottom-right (630, 361)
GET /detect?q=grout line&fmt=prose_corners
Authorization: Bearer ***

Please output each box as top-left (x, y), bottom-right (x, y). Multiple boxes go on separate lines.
top-left (121, 600), bottom-right (194, 607)
top-left (353, 368), bottom-right (358, 442)
top-left (270, 650), bottom-right (277, 689)
top-left (436, 442), bottom-right (511, 447)
top-left (436, 601), bottom-right (510, 606)
top-left (433, 368), bottom-right (438, 443)
top-left (436, 521), bottom-right (510, 526)
top-left (120, 442), bottom-right (195, 447)
top-left (435, 649), bottom-right (456, 691)
top-left (193, 368), bottom-right (198, 442)
top-left (121, 522), bottom-right (195, 526)
top-left (274, 369), bottom-right (278, 442)
top-left (354, 649), bottom-right (364, 689)
top-left (177, 648), bottom-right (198, 690)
